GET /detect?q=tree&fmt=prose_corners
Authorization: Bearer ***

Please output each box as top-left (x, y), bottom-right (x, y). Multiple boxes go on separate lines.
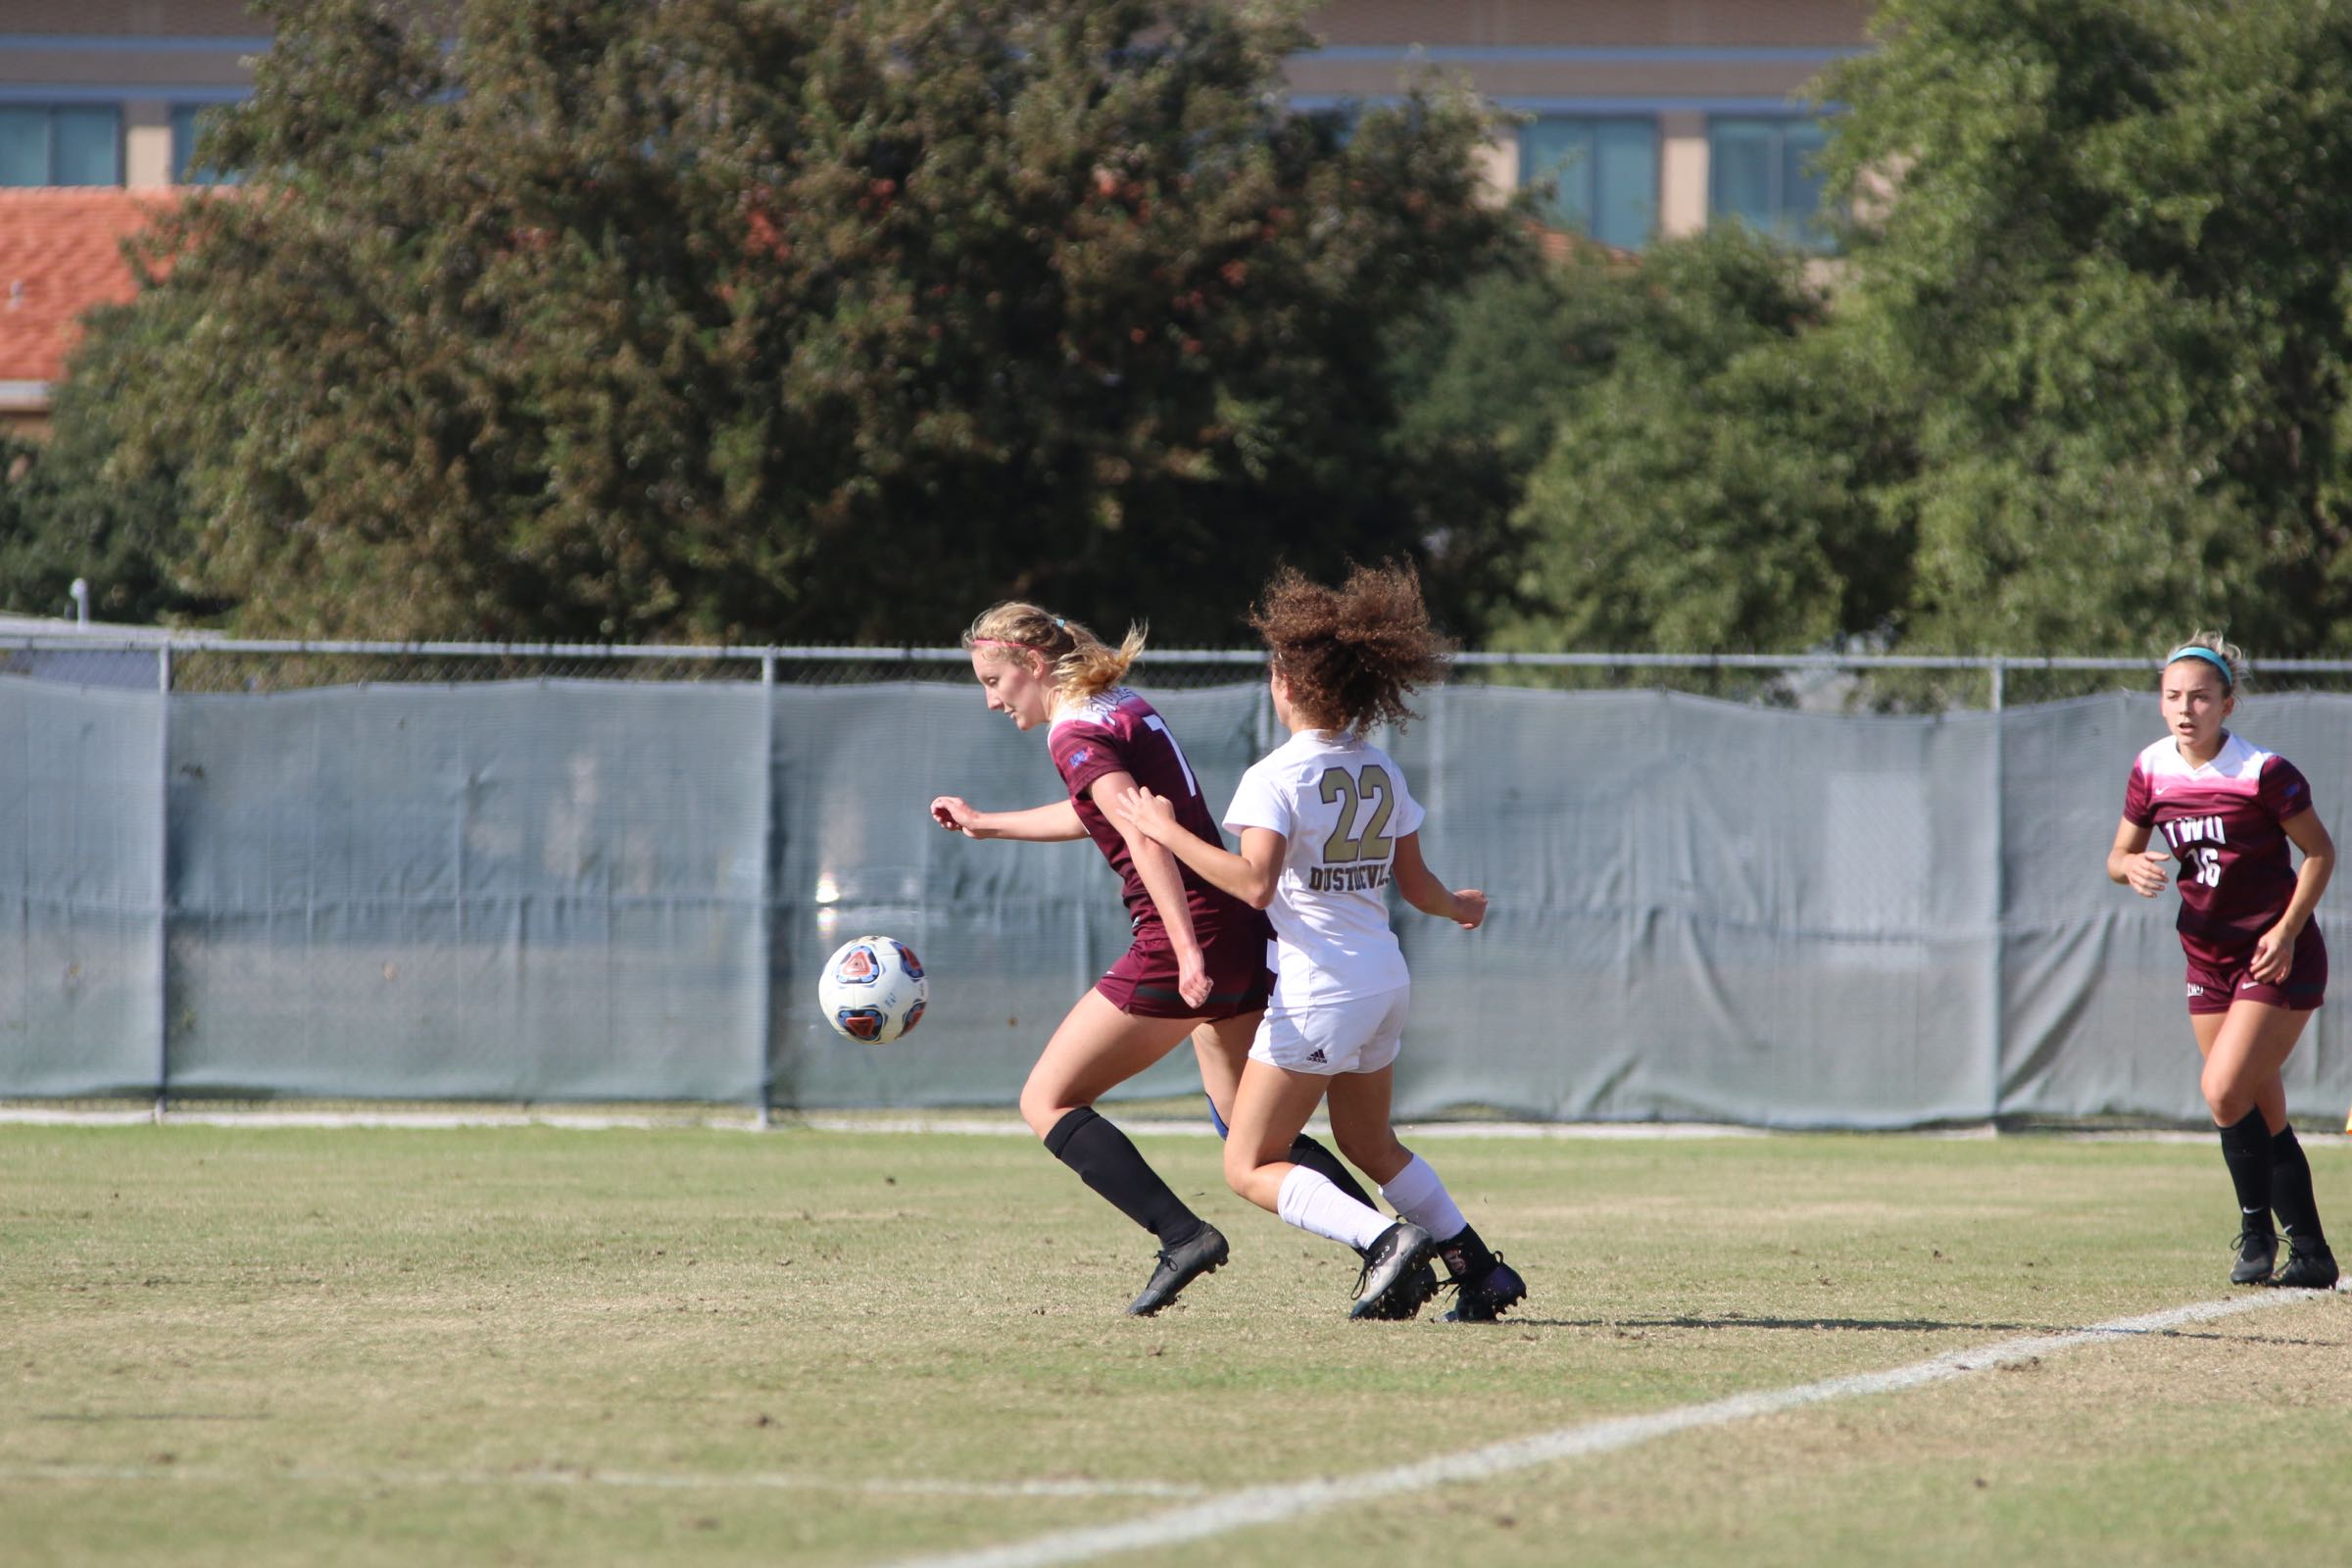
top-left (69, 0), bottom-right (1524, 643)
top-left (1388, 250), bottom-right (1642, 482)
top-left (1467, 0), bottom-right (2352, 665)
top-left (0, 297), bottom-right (226, 626)
top-left (1820, 0), bottom-right (2352, 655)
top-left (1490, 227), bottom-right (1917, 656)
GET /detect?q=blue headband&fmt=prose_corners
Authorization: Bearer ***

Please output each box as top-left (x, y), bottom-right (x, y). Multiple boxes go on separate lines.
top-left (2164, 646), bottom-right (2233, 688)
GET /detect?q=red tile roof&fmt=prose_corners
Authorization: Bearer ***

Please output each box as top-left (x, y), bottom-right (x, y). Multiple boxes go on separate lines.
top-left (0, 189), bottom-right (174, 394)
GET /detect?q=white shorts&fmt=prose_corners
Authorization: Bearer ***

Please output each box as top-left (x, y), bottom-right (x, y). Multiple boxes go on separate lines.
top-left (1249, 985), bottom-right (1410, 1076)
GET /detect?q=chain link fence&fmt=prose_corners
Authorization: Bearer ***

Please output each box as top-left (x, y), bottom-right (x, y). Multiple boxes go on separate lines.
top-left (0, 638), bottom-right (1238, 693)
top-left (17, 634), bottom-right (2352, 703)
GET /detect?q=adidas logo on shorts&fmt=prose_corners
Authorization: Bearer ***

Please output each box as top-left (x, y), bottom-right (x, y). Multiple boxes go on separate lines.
top-left (1305, 1049), bottom-right (1327, 1063)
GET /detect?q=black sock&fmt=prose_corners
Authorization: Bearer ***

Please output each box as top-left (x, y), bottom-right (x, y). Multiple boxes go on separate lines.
top-left (1287, 1134), bottom-right (1379, 1213)
top-left (1436, 1222), bottom-right (1494, 1280)
top-left (1044, 1106), bottom-right (1202, 1247)
top-left (2218, 1107), bottom-right (2275, 1232)
top-left (2270, 1125), bottom-right (2328, 1250)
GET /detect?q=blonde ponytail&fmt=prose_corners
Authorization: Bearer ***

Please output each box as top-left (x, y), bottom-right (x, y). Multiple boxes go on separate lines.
top-left (962, 602), bottom-right (1146, 702)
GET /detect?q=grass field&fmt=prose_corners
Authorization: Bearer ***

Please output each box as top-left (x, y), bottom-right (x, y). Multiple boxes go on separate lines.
top-left (2, 1117), bottom-right (2347, 1567)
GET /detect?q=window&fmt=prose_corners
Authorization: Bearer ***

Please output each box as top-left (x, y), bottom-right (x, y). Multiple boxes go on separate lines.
top-left (1709, 117), bottom-right (1835, 249)
top-left (0, 106), bottom-right (123, 187)
top-left (171, 104), bottom-right (239, 185)
top-left (1518, 117), bottom-right (1658, 252)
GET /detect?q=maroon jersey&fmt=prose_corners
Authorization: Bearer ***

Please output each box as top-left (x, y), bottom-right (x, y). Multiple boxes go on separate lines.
top-left (2123, 731), bottom-right (2316, 950)
top-left (1049, 687), bottom-right (1259, 942)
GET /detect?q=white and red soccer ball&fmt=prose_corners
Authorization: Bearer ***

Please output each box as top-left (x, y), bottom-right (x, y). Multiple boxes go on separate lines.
top-left (817, 936), bottom-right (928, 1043)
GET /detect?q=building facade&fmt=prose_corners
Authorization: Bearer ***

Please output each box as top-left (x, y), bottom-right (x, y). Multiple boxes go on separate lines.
top-left (0, 1), bottom-right (258, 189)
top-left (1, 2), bottom-right (1870, 234)
top-left (1298, 2), bottom-right (1869, 249)
top-left (0, 2), bottom-right (1870, 429)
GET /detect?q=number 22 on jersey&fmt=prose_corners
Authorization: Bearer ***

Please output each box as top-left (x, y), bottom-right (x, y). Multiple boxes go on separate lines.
top-left (1317, 764), bottom-right (1396, 864)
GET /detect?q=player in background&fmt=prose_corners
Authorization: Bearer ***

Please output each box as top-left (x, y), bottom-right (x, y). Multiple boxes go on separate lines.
top-left (2108, 634), bottom-right (2338, 1289)
top-left (929, 603), bottom-right (1420, 1316)
top-left (1111, 563), bottom-right (1525, 1321)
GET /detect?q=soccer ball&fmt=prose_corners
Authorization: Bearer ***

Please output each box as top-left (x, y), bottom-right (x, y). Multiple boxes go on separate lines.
top-left (817, 935), bottom-right (928, 1043)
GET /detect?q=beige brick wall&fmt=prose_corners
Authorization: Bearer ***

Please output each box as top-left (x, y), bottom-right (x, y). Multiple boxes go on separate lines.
top-left (1658, 109), bottom-right (1709, 237)
top-left (122, 99), bottom-right (173, 187)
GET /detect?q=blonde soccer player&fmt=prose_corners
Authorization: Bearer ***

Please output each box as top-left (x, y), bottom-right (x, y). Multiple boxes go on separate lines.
top-left (1110, 564), bottom-right (1523, 1320)
top-left (2108, 634), bottom-right (2338, 1289)
top-left (929, 603), bottom-right (1406, 1315)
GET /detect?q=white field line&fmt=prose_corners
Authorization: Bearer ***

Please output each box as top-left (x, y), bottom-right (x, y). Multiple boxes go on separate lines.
top-left (0, 1462), bottom-right (1203, 1501)
top-left (875, 1289), bottom-right (2328, 1568)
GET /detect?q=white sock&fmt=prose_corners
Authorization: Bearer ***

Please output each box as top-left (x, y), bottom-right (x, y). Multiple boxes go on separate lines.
top-left (1276, 1165), bottom-right (1390, 1250)
top-left (1378, 1154), bottom-right (1466, 1242)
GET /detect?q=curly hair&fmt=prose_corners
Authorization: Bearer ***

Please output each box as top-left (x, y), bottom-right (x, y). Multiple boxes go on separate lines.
top-left (2165, 628), bottom-right (2246, 692)
top-left (1250, 562), bottom-right (1452, 736)
top-left (962, 601), bottom-right (1147, 703)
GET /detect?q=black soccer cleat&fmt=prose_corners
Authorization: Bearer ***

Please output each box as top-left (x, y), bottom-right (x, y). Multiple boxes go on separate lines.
top-left (1354, 1255), bottom-right (1440, 1321)
top-left (1348, 1221), bottom-right (1436, 1321)
top-left (1443, 1254), bottom-right (1527, 1323)
top-left (1434, 1224), bottom-right (1526, 1323)
top-left (2230, 1222), bottom-right (2278, 1286)
top-left (2271, 1235), bottom-right (2339, 1291)
top-left (1126, 1223), bottom-right (1229, 1316)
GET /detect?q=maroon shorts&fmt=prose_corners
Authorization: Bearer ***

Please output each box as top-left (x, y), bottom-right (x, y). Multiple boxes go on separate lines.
top-left (1095, 915), bottom-right (1272, 1020)
top-left (2183, 922), bottom-right (2327, 1015)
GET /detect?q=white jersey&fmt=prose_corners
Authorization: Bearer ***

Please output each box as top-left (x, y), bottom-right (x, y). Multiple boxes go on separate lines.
top-left (1222, 729), bottom-right (1427, 1004)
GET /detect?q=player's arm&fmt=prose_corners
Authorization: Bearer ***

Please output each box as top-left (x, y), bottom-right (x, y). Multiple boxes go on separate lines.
top-left (2251, 808), bottom-right (2336, 981)
top-left (1105, 784), bottom-right (1283, 909)
top-left (928, 796), bottom-right (1086, 842)
top-left (1391, 832), bottom-right (1486, 930)
top-left (2106, 816), bottom-right (2170, 896)
top-left (1086, 769), bottom-right (1211, 1006)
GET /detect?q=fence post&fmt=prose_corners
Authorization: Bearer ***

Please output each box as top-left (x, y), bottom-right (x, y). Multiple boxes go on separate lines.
top-left (154, 641), bottom-right (172, 1124)
top-left (1986, 657), bottom-right (2006, 1124)
top-left (757, 651), bottom-right (777, 1130)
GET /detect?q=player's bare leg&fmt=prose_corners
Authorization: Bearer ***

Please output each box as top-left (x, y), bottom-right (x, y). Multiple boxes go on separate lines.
top-left (2196, 1003), bottom-right (2332, 1286)
top-left (1021, 991), bottom-right (1195, 1134)
top-left (1326, 1064), bottom-right (1411, 1187)
top-left (1191, 1018), bottom-right (1247, 1130)
top-left (1221, 1060), bottom-right (1334, 1212)
top-left (1189, 1016), bottom-right (1395, 1260)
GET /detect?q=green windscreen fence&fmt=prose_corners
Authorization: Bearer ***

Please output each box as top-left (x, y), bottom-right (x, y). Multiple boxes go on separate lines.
top-left (3, 674), bottom-right (2346, 1126)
